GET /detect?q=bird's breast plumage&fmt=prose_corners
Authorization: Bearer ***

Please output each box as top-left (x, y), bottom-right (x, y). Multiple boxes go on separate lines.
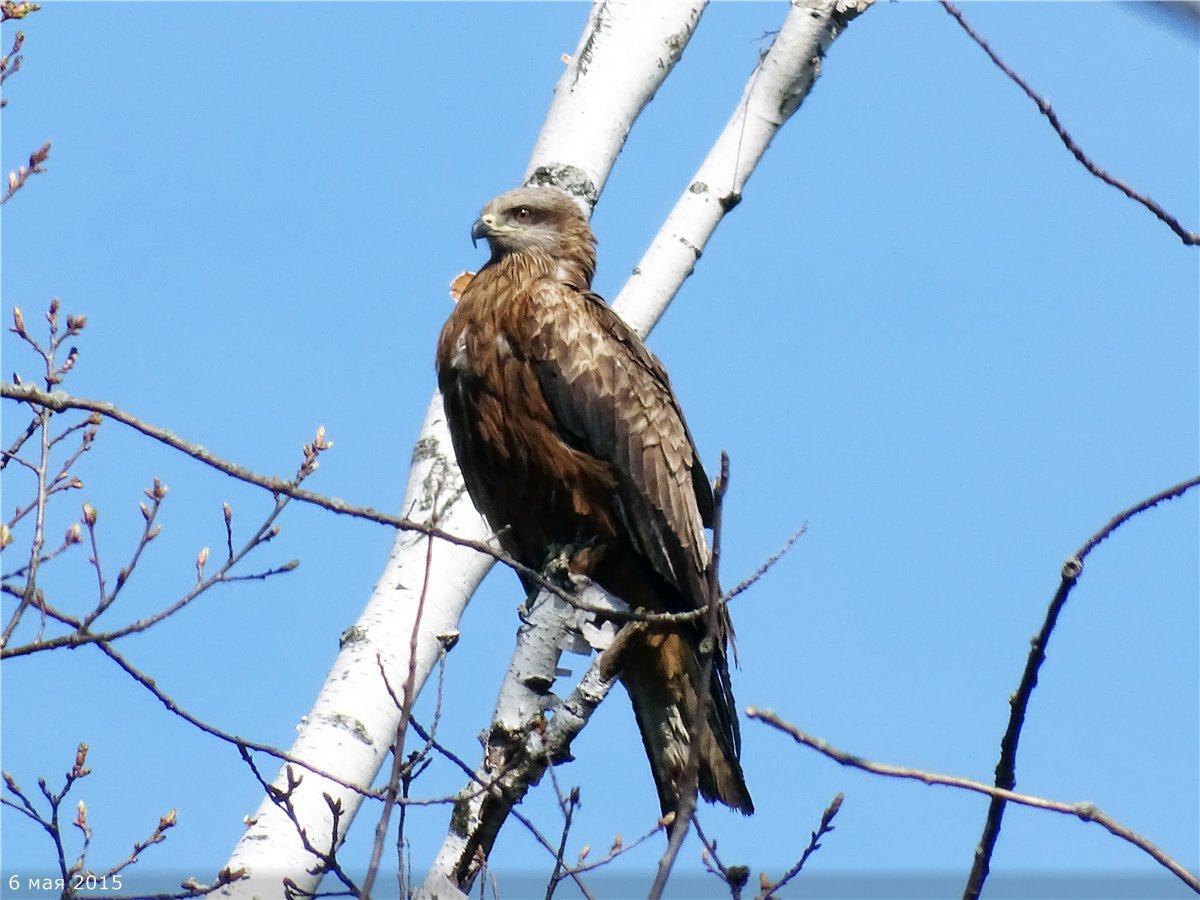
top-left (436, 270), bottom-right (622, 568)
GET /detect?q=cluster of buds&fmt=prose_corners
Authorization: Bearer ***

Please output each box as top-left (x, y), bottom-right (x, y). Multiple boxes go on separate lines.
top-left (0, 30), bottom-right (26, 94)
top-left (144, 478), bottom-right (169, 503)
top-left (137, 479), bottom-right (166, 543)
top-left (298, 425), bottom-right (333, 480)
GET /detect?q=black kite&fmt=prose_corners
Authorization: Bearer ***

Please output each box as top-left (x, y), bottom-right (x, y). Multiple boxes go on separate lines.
top-left (435, 185), bottom-right (752, 819)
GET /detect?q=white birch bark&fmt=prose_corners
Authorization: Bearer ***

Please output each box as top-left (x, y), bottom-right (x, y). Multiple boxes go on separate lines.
top-left (613, 0), bottom-right (875, 336)
top-left (420, 1), bottom-right (875, 894)
top-left (219, 4), bottom-right (707, 897)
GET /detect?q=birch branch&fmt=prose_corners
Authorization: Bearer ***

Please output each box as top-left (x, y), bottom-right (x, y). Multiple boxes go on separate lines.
top-left (219, 4), bottom-right (707, 896)
top-left (420, 587), bottom-right (622, 899)
top-left (613, 0), bottom-right (875, 336)
top-left (422, 1), bottom-right (874, 894)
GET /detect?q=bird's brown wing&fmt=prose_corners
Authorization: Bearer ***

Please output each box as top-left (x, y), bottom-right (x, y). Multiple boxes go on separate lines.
top-left (523, 282), bottom-right (715, 610)
top-left (521, 282), bottom-right (751, 817)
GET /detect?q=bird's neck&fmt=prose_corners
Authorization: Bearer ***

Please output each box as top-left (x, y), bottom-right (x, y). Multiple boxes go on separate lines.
top-left (484, 246), bottom-right (595, 293)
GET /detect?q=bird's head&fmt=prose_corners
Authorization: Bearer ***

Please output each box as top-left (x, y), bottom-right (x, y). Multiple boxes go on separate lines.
top-left (470, 185), bottom-right (596, 267)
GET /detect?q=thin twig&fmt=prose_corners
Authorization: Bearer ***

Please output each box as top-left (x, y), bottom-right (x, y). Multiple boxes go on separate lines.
top-left (693, 815), bottom-right (749, 899)
top-left (92, 807), bottom-right (179, 881)
top-left (724, 524), bottom-right (806, 602)
top-left (1, 415), bottom-right (44, 471)
top-left (96, 639), bottom-right (384, 799)
top-left (3, 306), bottom-right (91, 646)
top-left (1, 396), bottom-right (51, 647)
top-left (2, 494), bottom-right (297, 658)
top-left (544, 780), bottom-right (581, 900)
top-left (362, 482), bottom-right (441, 898)
top-left (406, 717), bottom-right (596, 898)
top-left (2, 745), bottom-right (89, 887)
top-left (749, 708), bottom-right (1200, 894)
top-left (239, 754), bottom-right (359, 896)
top-left (0, 745), bottom-right (185, 895)
top-left (965, 474), bottom-right (1200, 897)
top-left (1, 417), bottom-right (95, 533)
top-left (755, 793), bottom-right (843, 898)
top-left (556, 819), bottom-right (665, 883)
top-left (940, 0), bottom-right (1199, 246)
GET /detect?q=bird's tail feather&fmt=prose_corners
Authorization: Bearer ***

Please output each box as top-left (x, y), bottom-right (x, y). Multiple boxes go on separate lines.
top-left (620, 629), bottom-right (754, 822)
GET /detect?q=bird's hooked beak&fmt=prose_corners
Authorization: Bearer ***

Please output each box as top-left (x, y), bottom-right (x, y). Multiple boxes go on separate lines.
top-left (470, 215), bottom-right (494, 248)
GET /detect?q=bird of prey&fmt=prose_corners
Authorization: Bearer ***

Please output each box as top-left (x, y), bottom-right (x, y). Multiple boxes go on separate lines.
top-left (435, 184), bottom-right (753, 820)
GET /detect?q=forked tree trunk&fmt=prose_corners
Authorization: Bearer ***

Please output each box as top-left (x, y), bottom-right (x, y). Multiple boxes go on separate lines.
top-left (219, 2), bottom-right (871, 896)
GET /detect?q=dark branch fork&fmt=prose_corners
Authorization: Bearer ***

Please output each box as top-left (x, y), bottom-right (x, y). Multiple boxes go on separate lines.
top-left (964, 474), bottom-right (1200, 897)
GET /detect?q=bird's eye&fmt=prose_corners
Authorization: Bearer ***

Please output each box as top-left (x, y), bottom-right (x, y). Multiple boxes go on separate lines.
top-left (513, 207), bottom-right (536, 224)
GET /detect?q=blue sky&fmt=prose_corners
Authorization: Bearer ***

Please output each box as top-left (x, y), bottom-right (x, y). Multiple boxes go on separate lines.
top-left (2, 2), bottom-right (1197, 897)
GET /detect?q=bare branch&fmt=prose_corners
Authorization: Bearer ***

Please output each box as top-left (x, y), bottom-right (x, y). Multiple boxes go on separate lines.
top-left (723, 524), bottom-right (806, 603)
top-left (965, 474), bottom-right (1200, 897)
top-left (543, 781), bottom-right (582, 900)
top-left (2, 492), bottom-right (297, 659)
top-left (748, 708), bottom-right (1200, 894)
top-left (1, 402), bottom-right (51, 646)
top-left (95, 639), bottom-right (384, 800)
top-left (557, 818), bottom-right (665, 885)
top-left (421, 589), bottom-right (619, 894)
top-left (238, 755), bottom-right (359, 897)
top-left (94, 808), bottom-right (179, 881)
top-left (692, 816), bottom-right (749, 899)
top-left (0, 744), bottom-right (223, 899)
top-left (755, 793), bottom-right (843, 898)
top-left (940, 1), bottom-right (1199, 246)
top-left (2, 303), bottom-right (95, 647)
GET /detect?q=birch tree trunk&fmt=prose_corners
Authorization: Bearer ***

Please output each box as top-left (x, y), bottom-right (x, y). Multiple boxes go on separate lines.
top-left (221, 2), bottom-right (874, 895)
top-left (421, 0), bottom-right (874, 895)
top-left (219, 4), bottom-right (708, 896)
